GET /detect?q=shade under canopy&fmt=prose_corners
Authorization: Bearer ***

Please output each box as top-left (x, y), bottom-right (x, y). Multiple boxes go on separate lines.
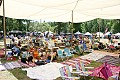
top-left (0, 0), bottom-right (120, 22)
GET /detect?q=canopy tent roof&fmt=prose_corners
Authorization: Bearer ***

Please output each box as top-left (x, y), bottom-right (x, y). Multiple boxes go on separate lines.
top-left (115, 33), bottom-right (120, 36)
top-left (74, 31), bottom-right (82, 35)
top-left (9, 30), bottom-right (22, 33)
top-left (96, 32), bottom-right (103, 37)
top-left (84, 32), bottom-right (92, 36)
top-left (0, 0), bottom-right (120, 22)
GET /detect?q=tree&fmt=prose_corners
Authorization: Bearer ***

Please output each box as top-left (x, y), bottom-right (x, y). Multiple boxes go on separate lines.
top-left (1, 16), bottom-right (120, 34)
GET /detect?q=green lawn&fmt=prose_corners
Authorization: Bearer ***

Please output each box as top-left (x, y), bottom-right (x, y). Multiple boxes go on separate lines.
top-left (8, 61), bottom-right (103, 80)
top-left (0, 52), bottom-right (119, 80)
top-left (9, 69), bottom-right (31, 80)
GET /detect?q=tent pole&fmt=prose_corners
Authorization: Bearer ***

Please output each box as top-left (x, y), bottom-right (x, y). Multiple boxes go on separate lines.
top-left (97, 18), bottom-right (100, 41)
top-left (98, 19), bottom-right (100, 41)
top-left (3, 0), bottom-right (7, 58)
top-left (72, 10), bottom-right (73, 34)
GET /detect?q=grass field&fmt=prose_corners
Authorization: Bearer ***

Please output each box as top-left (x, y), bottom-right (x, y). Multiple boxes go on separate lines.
top-left (0, 53), bottom-right (109, 80)
top-left (7, 61), bottom-right (104, 80)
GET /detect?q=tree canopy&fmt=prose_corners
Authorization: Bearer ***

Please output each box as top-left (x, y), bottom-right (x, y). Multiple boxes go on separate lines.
top-left (0, 16), bottom-right (120, 34)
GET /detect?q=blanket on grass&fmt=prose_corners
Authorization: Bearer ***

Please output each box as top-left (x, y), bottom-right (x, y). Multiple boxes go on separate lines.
top-left (61, 57), bottom-right (91, 68)
top-left (22, 62), bottom-right (64, 80)
top-left (0, 61), bottom-right (36, 71)
top-left (96, 55), bottom-right (120, 65)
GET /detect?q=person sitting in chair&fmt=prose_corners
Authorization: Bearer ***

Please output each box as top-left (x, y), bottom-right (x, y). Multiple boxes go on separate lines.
top-left (12, 43), bottom-right (21, 59)
top-left (45, 51), bottom-right (57, 63)
top-left (33, 46), bottom-right (39, 59)
top-left (21, 48), bottom-right (28, 64)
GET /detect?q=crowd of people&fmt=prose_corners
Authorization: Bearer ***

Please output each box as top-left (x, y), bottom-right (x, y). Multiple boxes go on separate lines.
top-left (5, 31), bottom-right (120, 66)
top-left (6, 32), bottom-right (84, 65)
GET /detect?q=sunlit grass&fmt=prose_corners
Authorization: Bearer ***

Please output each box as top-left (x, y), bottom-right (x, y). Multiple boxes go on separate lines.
top-left (8, 68), bottom-right (31, 80)
top-left (0, 51), bottom-right (119, 80)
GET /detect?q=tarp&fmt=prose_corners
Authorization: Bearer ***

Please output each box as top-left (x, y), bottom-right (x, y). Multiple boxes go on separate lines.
top-left (22, 62), bottom-right (64, 80)
top-left (0, 0), bottom-right (120, 22)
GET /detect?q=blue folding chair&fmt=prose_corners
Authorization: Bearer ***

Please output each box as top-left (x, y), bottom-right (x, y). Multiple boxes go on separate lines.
top-left (83, 43), bottom-right (87, 51)
top-left (64, 48), bottom-right (74, 57)
top-left (57, 49), bottom-right (66, 59)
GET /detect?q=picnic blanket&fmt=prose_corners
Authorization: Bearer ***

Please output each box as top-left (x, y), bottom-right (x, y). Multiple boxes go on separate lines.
top-left (61, 57), bottom-right (91, 68)
top-left (2, 61), bottom-right (22, 70)
top-left (80, 52), bottom-right (107, 61)
top-left (0, 64), bottom-right (6, 71)
top-left (0, 61), bottom-right (36, 71)
top-left (96, 55), bottom-right (120, 65)
top-left (22, 62), bottom-right (64, 80)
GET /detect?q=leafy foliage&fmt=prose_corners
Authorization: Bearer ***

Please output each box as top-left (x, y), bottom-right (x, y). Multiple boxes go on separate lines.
top-left (0, 16), bottom-right (120, 34)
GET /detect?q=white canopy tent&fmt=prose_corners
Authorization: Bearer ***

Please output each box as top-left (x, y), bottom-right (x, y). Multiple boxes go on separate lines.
top-left (0, 0), bottom-right (120, 22)
top-left (84, 32), bottom-right (92, 36)
top-left (96, 32), bottom-right (103, 37)
top-left (74, 31), bottom-right (82, 35)
top-left (115, 33), bottom-right (120, 36)
top-left (1, 0), bottom-right (120, 55)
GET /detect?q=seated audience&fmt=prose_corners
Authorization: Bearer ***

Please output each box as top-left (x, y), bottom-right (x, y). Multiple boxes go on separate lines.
top-left (34, 56), bottom-right (46, 65)
top-left (12, 44), bottom-right (21, 59)
top-left (45, 51), bottom-right (57, 63)
top-left (21, 48), bottom-right (28, 64)
top-left (33, 46), bottom-right (39, 59)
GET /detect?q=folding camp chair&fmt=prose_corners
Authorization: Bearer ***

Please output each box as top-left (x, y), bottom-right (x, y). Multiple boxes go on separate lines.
top-left (59, 66), bottom-right (80, 80)
top-left (75, 61), bottom-right (94, 72)
top-left (83, 43), bottom-right (88, 51)
top-left (72, 61), bottom-right (94, 80)
top-left (57, 49), bottom-right (66, 60)
top-left (75, 45), bottom-right (83, 55)
top-left (64, 48), bottom-right (74, 57)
